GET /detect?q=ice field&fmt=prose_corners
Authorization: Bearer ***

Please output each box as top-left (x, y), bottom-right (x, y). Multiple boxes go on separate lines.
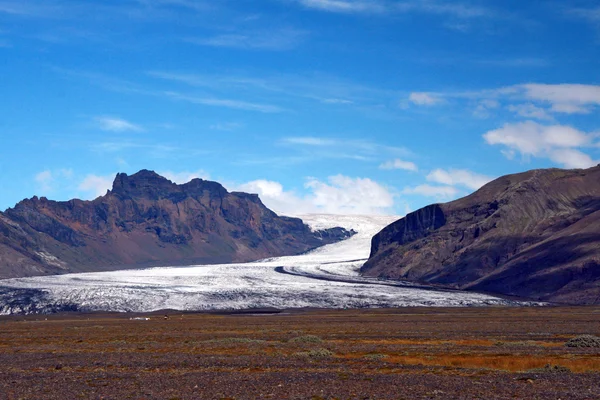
top-left (0, 214), bottom-right (530, 314)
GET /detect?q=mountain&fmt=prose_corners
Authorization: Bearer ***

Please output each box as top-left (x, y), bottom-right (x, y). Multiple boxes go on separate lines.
top-left (0, 170), bottom-right (354, 279)
top-left (362, 166), bottom-right (600, 305)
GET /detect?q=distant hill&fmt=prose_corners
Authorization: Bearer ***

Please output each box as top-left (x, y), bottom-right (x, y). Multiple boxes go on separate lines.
top-left (0, 170), bottom-right (353, 279)
top-left (362, 166), bottom-right (600, 305)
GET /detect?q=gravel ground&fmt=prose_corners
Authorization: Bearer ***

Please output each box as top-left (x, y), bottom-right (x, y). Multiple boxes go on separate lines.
top-left (1, 307), bottom-right (599, 399)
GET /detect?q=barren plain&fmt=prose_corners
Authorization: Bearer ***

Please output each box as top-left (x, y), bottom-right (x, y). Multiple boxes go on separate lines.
top-left (1, 307), bottom-right (599, 399)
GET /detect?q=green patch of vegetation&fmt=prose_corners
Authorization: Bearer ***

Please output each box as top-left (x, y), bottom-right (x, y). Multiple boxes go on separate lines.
top-left (294, 348), bottom-right (334, 358)
top-left (527, 364), bottom-right (571, 373)
top-left (363, 353), bottom-right (388, 360)
top-left (564, 334), bottom-right (600, 348)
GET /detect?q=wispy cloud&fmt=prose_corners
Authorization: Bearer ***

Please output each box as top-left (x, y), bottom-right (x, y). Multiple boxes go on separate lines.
top-left (395, 1), bottom-right (491, 18)
top-left (569, 6), bottom-right (600, 23)
top-left (55, 68), bottom-right (285, 114)
top-left (0, 1), bottom-right (65, 17)
top-left (407, 83), bottom-right (600, 117)
top-left (426, 168), bottom-right (492, 190)
top-left (293, 0), bottom-right (386, 14)
top-left (292, 0), bottom-right (494, 18)
top-left (148, 70), bottom-right (393, 108)
top-left (401, 167), bottom-right (492, 201)
top-left (53, 67), bottom-right (150, 95)
top-left (135, 0), bottom-right (213, 12)
top-left (280, 136), bottom-right (411, 161)
top-left (269, 136), bottom-right (415, 169)
top-left (483, 121), bottom-right (598, 169)
top-left (409, 92), bottom-right (443, 106)
top-left (402, 183), bottom-right (459, 199)
top-left (476, 57), bottom-right (550, 68)
top-left (78, 174), bottom-right (114, 198)
top-left (507, 103), bottom-right (553, 120)
top-left (34, 168), bottom-right (74, 195)
top-left (34, 170), bottom-right (54, 193)
top-left (91, 141), bottom-right (182, 158)
top-left (283, 137), bottom-right (339, 146)
top-left (164, 91), bottom-right (284, 113)
top-left (186, 29), bottom-right (307, 51)
top-left (94, 116), bottom-right (144, 132)
top-left (520, 84), bottom-right (600, 114)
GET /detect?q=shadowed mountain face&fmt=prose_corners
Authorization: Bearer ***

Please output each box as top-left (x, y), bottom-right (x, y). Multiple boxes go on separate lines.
top-left (362, 166), bottom-right (600, 305)
top-left (0, 170), bottom-right (354, 279)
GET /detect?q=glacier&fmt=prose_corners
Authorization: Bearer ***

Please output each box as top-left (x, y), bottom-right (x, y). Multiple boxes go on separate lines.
top-left (0, 214), bottom-right (532, 315)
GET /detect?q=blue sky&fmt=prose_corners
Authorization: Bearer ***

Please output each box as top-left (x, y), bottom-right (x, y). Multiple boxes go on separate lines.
top-left (1, 0), bottom-right (599, 215)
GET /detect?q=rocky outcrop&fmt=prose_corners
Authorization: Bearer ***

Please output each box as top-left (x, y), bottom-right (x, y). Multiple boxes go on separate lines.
top-left (0, 170), bottom-right (354, 279)
top-left (362, 166), bottom-right (600, 305)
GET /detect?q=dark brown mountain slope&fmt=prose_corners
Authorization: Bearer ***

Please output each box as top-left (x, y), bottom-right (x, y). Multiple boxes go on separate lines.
top-left (362, 166), bottom-right (600, 305)
top-left (0, 170), bottom-right (353, 279)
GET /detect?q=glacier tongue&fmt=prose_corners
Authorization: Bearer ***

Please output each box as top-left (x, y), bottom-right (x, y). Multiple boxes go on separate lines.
top-left (0, 214), bottom-right (531, 315)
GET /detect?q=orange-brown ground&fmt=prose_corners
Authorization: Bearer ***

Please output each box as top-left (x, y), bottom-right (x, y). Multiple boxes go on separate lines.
top-left (1, 307), bottom-right (599, 399)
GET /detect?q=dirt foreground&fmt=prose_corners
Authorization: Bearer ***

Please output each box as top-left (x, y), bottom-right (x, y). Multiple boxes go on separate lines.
top-left (1, 307), bottom-right (600, 399)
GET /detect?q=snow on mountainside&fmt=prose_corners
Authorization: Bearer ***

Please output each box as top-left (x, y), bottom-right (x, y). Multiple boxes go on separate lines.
top-left (0, 214), bottom-right (534, 315)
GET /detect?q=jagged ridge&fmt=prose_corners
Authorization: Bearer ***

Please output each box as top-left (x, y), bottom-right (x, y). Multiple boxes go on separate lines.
top-left (0, 170), bottom-right (354, 279)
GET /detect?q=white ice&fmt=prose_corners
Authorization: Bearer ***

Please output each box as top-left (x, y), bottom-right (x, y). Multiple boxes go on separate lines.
top-left (0, 214), bottom-right (532, 314)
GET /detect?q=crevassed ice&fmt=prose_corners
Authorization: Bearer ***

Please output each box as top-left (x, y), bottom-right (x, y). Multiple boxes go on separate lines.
top-left (0, 214), bottom-right (534, 314)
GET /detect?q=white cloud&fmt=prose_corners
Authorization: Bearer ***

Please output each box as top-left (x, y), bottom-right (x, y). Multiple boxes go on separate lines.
top-left (34, 170), bottom-right (54, 193)
top-left (78, 174), bottom-right (114, 198)
top-left (548, 149), bottom-right (597, 169)
top-left (405, 83), bottom-right (600, 119)
top-left (484, 121), bottom-right (591, 155)
top-left (34, 169), bottom-right (74, 194)
top-left (426, 168), bottom-right (493, 190)
top-left (520, 84), bottom-right (600, 114)
top-left (483, 121), bottom-right (597, 169)
top-left (237, 175), bottom-right (395, 215)
top-left (507, 103), bottom-right (553, 120)
top-left (95, 116), bottom-right (143, 132)
top-left (402, 184), bottom-right (459, 199)
top-left (550, 103), bottom-right (590, 114)
top-left (472, 99), bottom-right (499, 119)
top-left (409, 92), bottom-right (442, 106)
top-left (379, 158), bottom-right (418, 172)
top-left (160, 170), bottom-right (210, 184)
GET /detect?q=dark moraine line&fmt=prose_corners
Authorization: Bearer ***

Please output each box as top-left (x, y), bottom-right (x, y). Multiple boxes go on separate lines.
top-left (273, 267), bottom-right (542, 303)
top-left (273, 266), bottom-right (454, 293)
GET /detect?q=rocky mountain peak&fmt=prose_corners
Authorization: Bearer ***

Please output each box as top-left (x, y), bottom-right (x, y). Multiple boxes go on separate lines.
top-left (362, 165), bottom-right (600, 305)
top-left (110, 170), bottom-right (175, 198)
top-left (109, 170), bottom-right (230, 201)
top-left (0, 170), bottom-right (355, 280)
